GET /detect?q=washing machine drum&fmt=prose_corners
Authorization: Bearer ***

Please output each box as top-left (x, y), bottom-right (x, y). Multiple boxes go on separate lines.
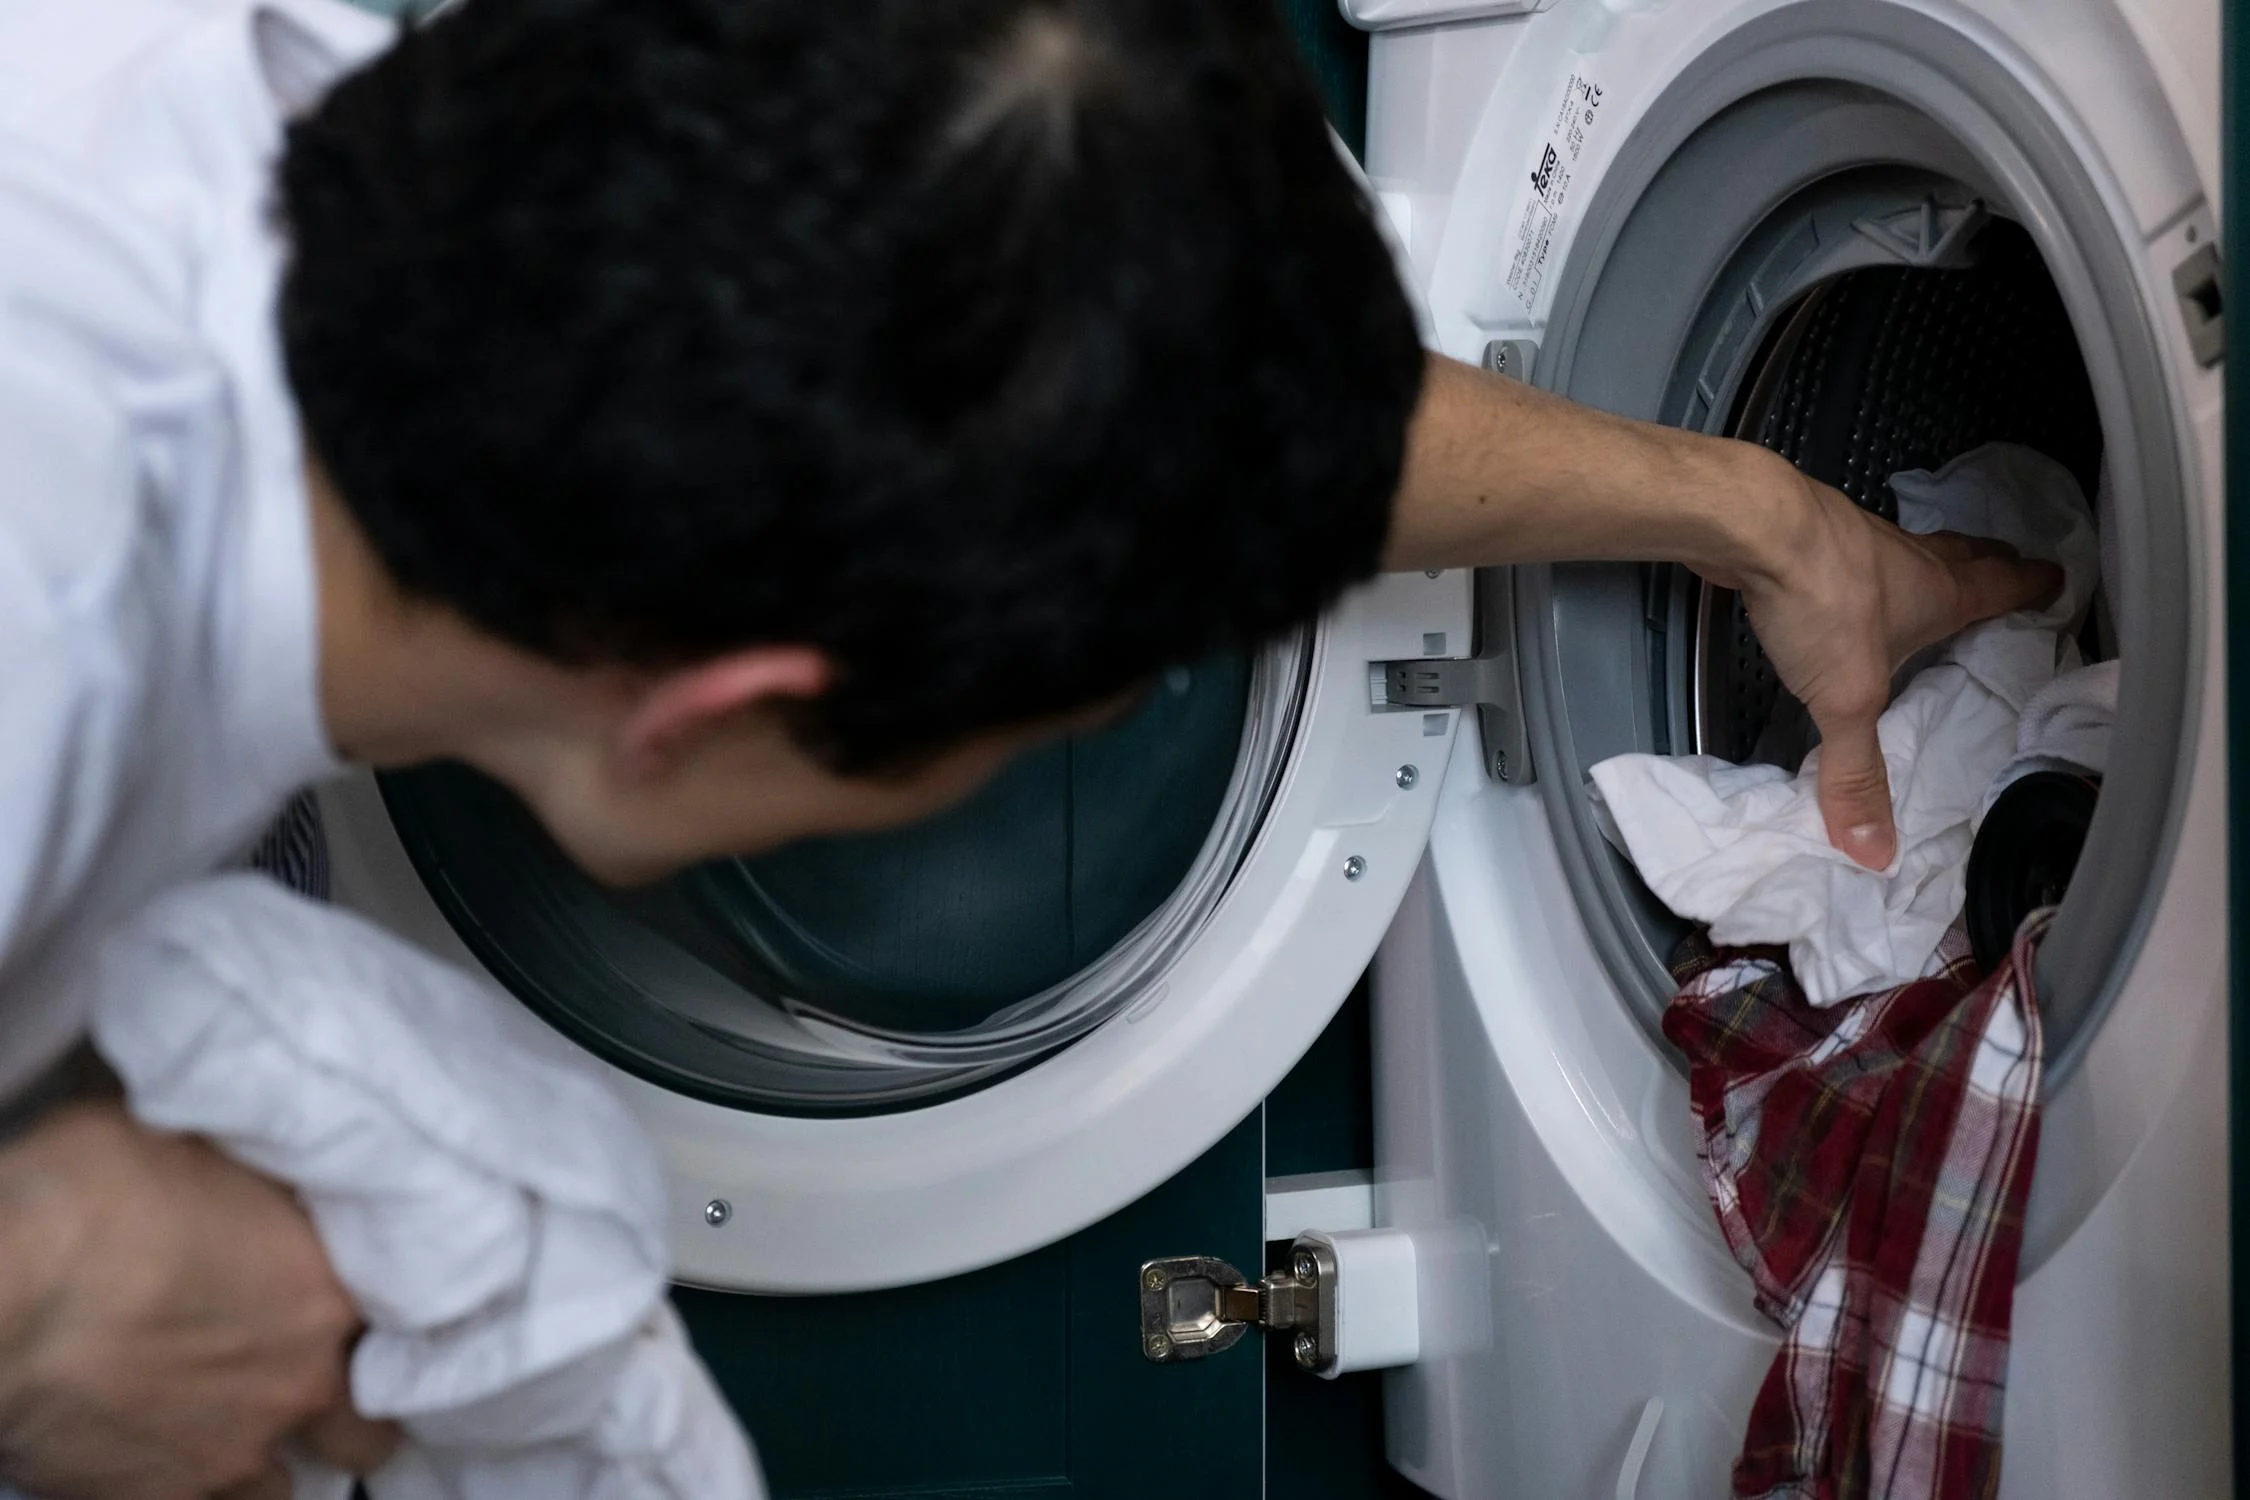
top-left (1695, 222), bottom-right (2101, 765)
top-left (378, 649), bottom-right (1273, 1113)
top-left (1544, 211), bottom-right (2113, 1060)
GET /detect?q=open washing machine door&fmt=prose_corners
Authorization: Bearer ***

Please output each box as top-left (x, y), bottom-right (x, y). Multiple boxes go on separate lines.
top-left (324, 566), bottom-right (1477, 1293)
top-left (1356, 0), bottom-right (2226, 1495)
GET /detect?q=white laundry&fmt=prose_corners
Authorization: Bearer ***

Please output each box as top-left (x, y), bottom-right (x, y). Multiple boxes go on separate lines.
top-left (1982, 658), bottom-right (2120, 812)
top-left (62, 875), bottom-right (764, 1500)
top-left (1589, 443), bottom-right (2100, 1005)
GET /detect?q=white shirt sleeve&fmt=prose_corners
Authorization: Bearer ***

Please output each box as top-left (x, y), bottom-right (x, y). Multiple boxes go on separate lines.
top-left (0, 341), bottom-right (163, 980)
top-left (0, 137), bottom-right (229, 1086)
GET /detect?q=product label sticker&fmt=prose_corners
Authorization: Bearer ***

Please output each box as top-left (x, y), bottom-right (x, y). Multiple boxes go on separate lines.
top-left (1503, 66), bottom-right (1606, 315)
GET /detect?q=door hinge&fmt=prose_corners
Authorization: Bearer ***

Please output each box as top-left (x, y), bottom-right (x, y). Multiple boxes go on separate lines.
top-left (1375, 568), bottom-right (1535, 784)
top-left (1480, 337), bottom-right (1539, 383)
top-left (1139, 1238), bottom-right (1339, 1373)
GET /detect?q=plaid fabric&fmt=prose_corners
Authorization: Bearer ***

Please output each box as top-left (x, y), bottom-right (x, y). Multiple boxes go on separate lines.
top-left (1664, 911), bottom-right (2048, 1500)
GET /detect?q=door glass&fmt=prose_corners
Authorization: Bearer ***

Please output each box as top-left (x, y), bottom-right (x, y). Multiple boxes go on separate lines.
top-left (675, 658), bottom-right (1248, 1034)
top-left (380, 640), bottom-right (1307, 1114)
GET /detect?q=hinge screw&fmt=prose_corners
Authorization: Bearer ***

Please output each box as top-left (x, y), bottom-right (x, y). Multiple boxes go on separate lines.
top-left (1342, 856), bottom-right (1367, 882)
top-left (1293, 1331), bottom-right (1320, 1369)
top-left (703, 1199), bottom-right (732, 1228)
top-left (1395, 764), bottom-right (1419, 790)
top-left (1143, 1267), bottom-right (1168, 1290)
top-left (1292, 1250), bottom-right (1319, 1283)
top-left (1494, 750), bottom-right (1510, 779)
top-left (1146, 1334), bottom-right (1172, 1358)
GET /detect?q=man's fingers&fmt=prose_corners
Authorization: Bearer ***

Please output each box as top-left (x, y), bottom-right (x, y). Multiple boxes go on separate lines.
top-left (1952, 553), bottom-right (2063, 630)
top-left (211, 1462), bottom-right (293, 1500)
top-left (296, 1403), bottom-right (403, 1476)
top-left (1917, 530), bottom-right (2064, 627)
top-left (1814, 712), bottom-right (1896, 871)
top-left (1915, 529), bottom-right (2016, 563)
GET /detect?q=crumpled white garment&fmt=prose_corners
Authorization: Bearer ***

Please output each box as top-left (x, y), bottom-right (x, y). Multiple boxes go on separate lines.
top-left (65, 875), bottom-right (765, 1500)
top-left (1589, 443), bottom-right (2099, 1005)
top-left (1981, 658), bottom-right (2119, 813)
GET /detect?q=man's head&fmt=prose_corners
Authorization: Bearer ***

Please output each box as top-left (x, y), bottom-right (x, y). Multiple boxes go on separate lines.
top-left (280, 0), bottom-right (1422, 880)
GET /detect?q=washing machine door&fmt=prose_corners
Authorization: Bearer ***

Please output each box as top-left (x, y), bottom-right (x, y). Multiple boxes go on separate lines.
top-left (322, 572), bottom-right (1472, 1292)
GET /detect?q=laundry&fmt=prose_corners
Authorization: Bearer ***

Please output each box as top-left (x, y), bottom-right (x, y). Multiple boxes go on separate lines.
top-left (1665, 913), bottom-right (2047, 1500)
top-left (1589, 443), bottom-right (2100, 1005)
top-left (1980, 659), bottom-right (2118, 813)
top-left (56, 875), bottom-right (764, 1500)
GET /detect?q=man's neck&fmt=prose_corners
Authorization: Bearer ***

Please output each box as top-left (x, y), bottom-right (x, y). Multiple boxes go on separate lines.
top-left (308, 463), bottom-right (617, 774)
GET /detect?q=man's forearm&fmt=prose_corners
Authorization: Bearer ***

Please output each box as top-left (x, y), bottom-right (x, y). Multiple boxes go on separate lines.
top-left (1382, 352), bottom-right (2061, 870)
top-left (1382, 353), bottom-right (1803, 588)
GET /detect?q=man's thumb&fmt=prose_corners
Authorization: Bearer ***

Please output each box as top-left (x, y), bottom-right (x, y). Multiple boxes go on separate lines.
top-left (1816, 718), bottom-right (1897, 870)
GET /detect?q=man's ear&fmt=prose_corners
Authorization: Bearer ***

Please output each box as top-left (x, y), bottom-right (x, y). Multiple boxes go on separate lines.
top-left (618, 646), bottom-right (832, 776)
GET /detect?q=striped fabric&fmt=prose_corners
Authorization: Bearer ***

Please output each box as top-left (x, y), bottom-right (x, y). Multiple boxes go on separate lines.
top-left (243, 790), bottom-right (331, 902)
top-left (1666, 913), bottom-right (2048, 1500)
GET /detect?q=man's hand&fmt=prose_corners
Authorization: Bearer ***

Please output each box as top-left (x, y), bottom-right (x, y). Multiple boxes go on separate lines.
top-left (1698, 456), bottom-right (2061, 869)
top-left (0, 1102), bottom-right (399, 1499)
top-left (1386, 355), bottom-right (2061, 868)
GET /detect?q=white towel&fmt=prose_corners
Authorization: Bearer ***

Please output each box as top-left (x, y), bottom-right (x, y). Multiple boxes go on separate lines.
top-left (1980, 658), bottom-right (2119, 813)
top-left (1588, 443), bottom-right (2099, 1006)
top-left (63, 874), bottom-right (764, 1500)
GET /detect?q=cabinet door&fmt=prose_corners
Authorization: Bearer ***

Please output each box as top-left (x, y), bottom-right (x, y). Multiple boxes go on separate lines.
top-left (680, 990), bottom-right (1434, 1500)
top-left (677, 1110), bottom-right (1265, 1500)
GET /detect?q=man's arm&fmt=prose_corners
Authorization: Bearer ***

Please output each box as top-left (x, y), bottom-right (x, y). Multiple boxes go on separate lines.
top-left (1385, 355), bottom-right (2060, 870)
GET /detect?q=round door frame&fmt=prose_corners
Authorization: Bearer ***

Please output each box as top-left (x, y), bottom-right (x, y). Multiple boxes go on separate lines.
top-left (323, 572), bottom-right (1468, 1291)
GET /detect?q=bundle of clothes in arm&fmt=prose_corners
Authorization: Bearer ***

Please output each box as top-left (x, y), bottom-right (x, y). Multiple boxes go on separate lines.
top-left (1589, 444), bottom-right (2115, 1500)
top-left (26, 815), bottom-right (766, 1500)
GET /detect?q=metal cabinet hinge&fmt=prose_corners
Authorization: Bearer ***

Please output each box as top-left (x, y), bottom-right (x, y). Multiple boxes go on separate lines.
top-left (1139, 1237), bottom-right (1339, 1373)
top-left (1375, 568), bottom-right (1535, 784)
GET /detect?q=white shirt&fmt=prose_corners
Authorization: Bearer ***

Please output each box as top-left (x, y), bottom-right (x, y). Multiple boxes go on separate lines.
top-left (0, 0), bottom-right (391, 1099)
top-left (0, 21), bottom-right (768, 1486)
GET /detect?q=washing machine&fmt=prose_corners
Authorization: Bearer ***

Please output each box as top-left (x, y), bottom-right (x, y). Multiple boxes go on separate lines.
top-left (320, 0), bottom-right (2224, 1493)
top-left (1347, 0), bottom-right (2227, 1494)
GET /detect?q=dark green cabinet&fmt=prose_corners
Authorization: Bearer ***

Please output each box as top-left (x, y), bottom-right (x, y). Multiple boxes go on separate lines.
top-left (677, 989), bottom-right (1430, 1500)
top-left (678, 1113), bottom-right (1264, 1500)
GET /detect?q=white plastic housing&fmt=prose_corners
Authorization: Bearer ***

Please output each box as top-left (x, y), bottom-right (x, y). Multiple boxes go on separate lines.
top-left (1304, 1228), bottom-right (1424, 1378)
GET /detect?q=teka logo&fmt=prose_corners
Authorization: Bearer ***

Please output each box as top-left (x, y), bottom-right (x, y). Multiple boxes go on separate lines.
top-left (1530, 144), bottom-right (1559, 198)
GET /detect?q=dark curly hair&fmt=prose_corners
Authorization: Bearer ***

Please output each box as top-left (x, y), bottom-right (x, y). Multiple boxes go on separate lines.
top-left (277, 0), bottom-right (1422, 769)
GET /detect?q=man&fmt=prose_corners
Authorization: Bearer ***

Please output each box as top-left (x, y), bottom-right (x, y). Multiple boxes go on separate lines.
top-left (0, 0), bottom-right (2056, 1495)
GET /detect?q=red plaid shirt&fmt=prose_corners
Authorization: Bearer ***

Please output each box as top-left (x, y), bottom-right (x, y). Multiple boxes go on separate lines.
top-left (1665, 912), bottom-right (2048, 1500)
